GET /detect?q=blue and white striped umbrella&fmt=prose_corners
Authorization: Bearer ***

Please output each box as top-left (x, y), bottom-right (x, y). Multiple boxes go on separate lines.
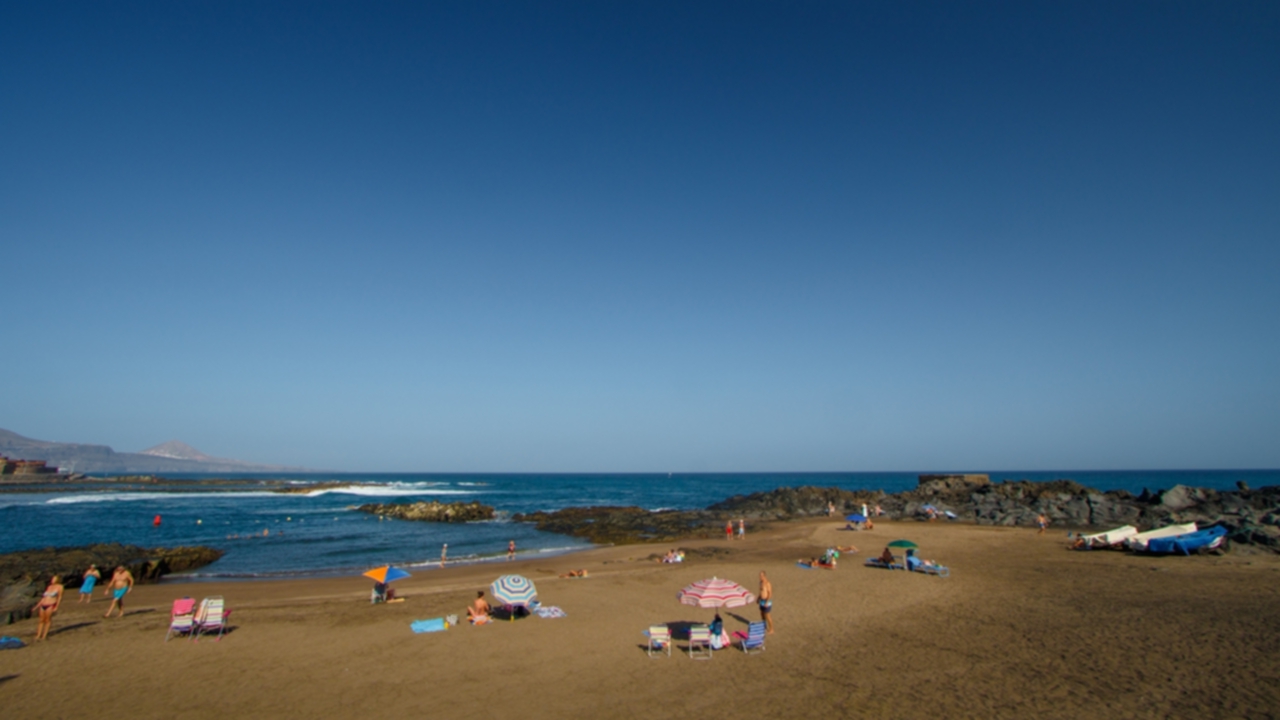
top-left (490, 574), bottom-right (538, 607)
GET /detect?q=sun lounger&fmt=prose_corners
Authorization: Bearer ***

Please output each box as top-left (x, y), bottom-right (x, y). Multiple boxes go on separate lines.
top-left (1126, 523), bottom-right (1197, 551)
top-left (687, 624), bottom-right (713, 659)
top-left (165, 597), bottom-right (196, 642)
top-left (911, 562), bottom-right (950, 577)
top-left (864, 557), bottom-right (903, 570)
top-left (191, 596), bottom-right (227, 642)
top-left (645, 624), bottom-right (671, 658)
top-left (732, 621), bottom-right (766, 654)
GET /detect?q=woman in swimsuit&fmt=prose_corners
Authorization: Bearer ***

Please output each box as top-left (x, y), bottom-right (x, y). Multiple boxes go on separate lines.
top-left (34, 575), bottom-right (64, 641)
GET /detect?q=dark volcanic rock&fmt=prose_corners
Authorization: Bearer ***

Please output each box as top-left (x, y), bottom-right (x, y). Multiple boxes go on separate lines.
top-left (1, 543), bottom-right (224, 624)
top-left (512, 507), bottom-right (727, 545)
top-left (357, 501), bottom-right (494, 523)
top-left (509, 475), bottom-right (1280, 553)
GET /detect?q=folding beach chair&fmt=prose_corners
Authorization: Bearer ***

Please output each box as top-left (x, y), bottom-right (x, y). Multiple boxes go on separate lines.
top-left (165, 597), bottom-right (196, 642)
top-left (645, 624), bottom-right (671, 658)
top-left (191, 596), bottom-right (227, 642)
top-left (733, 621), bottom-right (766, 654)
top-left (687, 624), bottom-right (712, 660)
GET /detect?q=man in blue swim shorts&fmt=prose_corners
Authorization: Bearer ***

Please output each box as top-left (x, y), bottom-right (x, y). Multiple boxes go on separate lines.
top-left (758, 570), bottom-right (774, 635)
top-left (103, 566), bottom-right (134, 618)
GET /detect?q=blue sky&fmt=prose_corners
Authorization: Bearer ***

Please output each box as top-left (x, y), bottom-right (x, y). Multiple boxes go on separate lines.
top-left (2, 2), bottom-right (1277, 472)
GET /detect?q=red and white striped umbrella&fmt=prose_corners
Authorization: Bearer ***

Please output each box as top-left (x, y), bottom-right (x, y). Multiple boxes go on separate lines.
top-left (676, 577), bottom-right (756, 609)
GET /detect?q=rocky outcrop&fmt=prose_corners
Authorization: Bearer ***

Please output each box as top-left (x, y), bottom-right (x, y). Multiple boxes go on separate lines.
top-left (357, 501), bottom-right (495, 523)
top-left (512, 477), bottom-right (1280, 553)
top-left (511, 507), bottom-right (725, 545)
top-left (1, 544), bottom-right (224, 624)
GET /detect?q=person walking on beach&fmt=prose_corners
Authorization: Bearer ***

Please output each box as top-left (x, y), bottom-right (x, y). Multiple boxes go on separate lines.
top-left (507, 540), bottom-right (516, 561)
top-left (737, 518), bottom-right (745, 540)
top-left (78, 564), bottom-right (100, 603)
top-left (440, 543), bottom-right (448, 567)
top-left (725, 521), bottom-right (733, 541)
top-left (33, 575), bottom-right (64, 641)
top-left (758, 571), bottom-right (774, 635)
top-left (1037, 513), bottom-right (1049, 535)
top-left (827, 502), bottom-right (836, 517)
top-left (103, 566), bottom-right (134, 618)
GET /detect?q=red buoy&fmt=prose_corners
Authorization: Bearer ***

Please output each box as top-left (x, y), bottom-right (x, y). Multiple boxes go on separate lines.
top-left (153, 515), bottom-right (162, 527)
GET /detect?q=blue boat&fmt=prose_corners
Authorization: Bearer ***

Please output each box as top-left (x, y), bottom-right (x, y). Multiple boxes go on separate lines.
top-left (1144, 525), bottom-right (1228, 555)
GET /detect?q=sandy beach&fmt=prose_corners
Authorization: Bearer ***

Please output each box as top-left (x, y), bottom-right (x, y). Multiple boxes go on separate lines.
top-left (4, 518), bottom-right (1278, 719)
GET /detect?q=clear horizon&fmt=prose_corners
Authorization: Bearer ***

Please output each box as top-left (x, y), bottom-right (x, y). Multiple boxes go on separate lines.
top-left (3, 2), bottom-right (1277, 472)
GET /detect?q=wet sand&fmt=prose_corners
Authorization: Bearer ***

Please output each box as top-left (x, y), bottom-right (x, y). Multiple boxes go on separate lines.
top-left (3, 518), bottom-right (1278, 719)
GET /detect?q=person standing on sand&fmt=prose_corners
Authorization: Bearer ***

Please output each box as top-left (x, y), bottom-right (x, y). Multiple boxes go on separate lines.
top-left (737, 518), bottom-right (745, 540)
top-left (103, 566), bottom-right (134, 618)
top-left (78, 564), bottom-right (100, 603)
top-left (441, 543), bottom-right (448, 567)
top-left (33, 575), bottom-right (64, 641)
top-left (827, 502), bottom-right (836, 517)
top-left (1037, 513), bottom-right (1049, 534)
top-left (758, 571), bottom-right (773, 634)
top-left (725, 521), bottom-right (733, 540)
top-left (507, 540), bottom-right (516, 561)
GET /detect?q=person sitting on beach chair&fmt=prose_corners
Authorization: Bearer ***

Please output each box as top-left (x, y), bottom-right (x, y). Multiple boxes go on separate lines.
top-left (468, 591), bottom-right (492, 625)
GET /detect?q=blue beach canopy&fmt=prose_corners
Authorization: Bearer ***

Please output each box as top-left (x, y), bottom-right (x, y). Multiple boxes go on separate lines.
top-left (846, 514), bottom-right (868, 523)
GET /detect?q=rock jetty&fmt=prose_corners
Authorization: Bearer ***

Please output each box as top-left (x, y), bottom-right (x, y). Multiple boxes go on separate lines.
top-left (357, 500), bottom-right (495, 523)
top-left (1, 543), bottom-right (224, 624)
top-left (515, 475), bottom-right (1280, 551)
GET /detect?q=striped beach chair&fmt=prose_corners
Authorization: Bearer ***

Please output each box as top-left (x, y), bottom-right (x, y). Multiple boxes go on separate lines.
top-left (191, 596), bottom-right (227, 642)
top-left (645, 624), bottom-right (671, 658)
top-left (735, 621), bottom-right (766, 654)
top-left (687, 624), bottom-right (712, 660)
top-left (165, 597), bottom-right (196, 642)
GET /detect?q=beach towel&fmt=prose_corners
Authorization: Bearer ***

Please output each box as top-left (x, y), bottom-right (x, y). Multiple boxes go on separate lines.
top-left (0, 636), bottom-right (26, 650)
top-left (534, 606), bottom-right (567, 619)
top-left (410, 618), bottom-right (447, 633)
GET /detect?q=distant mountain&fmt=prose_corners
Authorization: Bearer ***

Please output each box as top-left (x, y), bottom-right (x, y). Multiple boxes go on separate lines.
top-left (0, 428), bottom-right (306, 474)
top-left (140, 440), bottom-right (215, 462)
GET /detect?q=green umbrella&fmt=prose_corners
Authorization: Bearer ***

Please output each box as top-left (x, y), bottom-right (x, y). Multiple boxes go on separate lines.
top-left (886, 539), bottom-right (918, 549)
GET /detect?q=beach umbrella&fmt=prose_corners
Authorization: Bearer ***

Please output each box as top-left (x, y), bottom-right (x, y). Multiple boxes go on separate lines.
top-left (363, 565), bottom-right (411, 583)
top-left (886, 539), bottom-right (918, 549)
top-left (677, 577), bottom-right (755, 609)
top-left (846, 513), bottom-right (868, 523)
top-left (490, 574), bottom-right (538, 608)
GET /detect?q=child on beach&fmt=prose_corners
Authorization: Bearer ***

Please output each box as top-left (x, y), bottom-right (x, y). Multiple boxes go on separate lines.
top-left (1037, 514), bottom-right (1049, 534)
top-left (737, 519), bottom-right (745, 540)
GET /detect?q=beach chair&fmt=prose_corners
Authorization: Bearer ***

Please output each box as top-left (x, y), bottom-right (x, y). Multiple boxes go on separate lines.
top-left (733, 621), bottom-right (766, 654)
top-left (913, 563), bottom-right (950, 578)
top-left (687, 624), bottom-right (712, 660)
top-left (191, 596), bottom-right (227, 642)
top-left (165, 597), bottom-right (196, 642)
top-left (864, 557), bottom-right (903, 570)
top-left (645, 624), bottom-right (671, 658)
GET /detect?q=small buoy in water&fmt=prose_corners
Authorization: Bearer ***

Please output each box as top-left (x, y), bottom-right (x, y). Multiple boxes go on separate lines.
top-left (197, 519), bottom-right (202, 525)
top-left (153, 515), bottom-right (162, 527)
top-left (287, 517), bottom-right (292, 521)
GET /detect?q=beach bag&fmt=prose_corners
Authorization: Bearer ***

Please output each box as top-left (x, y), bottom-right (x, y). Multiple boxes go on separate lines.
top-left (0, 636), bottom-right (26, 650)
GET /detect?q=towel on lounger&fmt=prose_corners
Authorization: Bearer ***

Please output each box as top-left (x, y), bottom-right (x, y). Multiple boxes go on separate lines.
top-left (535, 606), bottom-right (566, 618)
top-left (411, 618), bottom-right (447, 633)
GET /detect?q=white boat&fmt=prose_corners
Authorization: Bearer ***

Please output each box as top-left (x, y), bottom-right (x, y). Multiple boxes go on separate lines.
top-left (1079, 525), bottom-right (1138, 548)
top-left (1126, 522), bottom-right (1197, 551)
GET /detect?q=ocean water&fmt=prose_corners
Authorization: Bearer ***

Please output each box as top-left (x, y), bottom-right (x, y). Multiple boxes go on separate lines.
top-left (1, 470), bottom-right (1274, 580)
